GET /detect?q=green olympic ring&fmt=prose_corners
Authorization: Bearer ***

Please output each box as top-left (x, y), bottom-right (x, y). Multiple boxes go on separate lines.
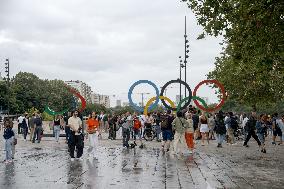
top-left (177, 96), bottom-right (208, 112)
top-left (44, 106), bottom-right (69, 116)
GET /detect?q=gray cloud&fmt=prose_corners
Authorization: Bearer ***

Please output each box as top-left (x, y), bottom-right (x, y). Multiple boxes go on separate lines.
top-left (0, 0), bottom-right (223, 106)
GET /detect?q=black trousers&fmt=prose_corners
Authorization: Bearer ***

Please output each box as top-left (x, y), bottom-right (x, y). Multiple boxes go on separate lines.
top-left (244, 130), bottom-right (261, 146)
top-left (108, 124), bottom-right (116, 139)
top-left (69, 134), bottom-right (84, 158)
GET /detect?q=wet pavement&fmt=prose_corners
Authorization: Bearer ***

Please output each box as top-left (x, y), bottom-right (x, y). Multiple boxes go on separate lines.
top-left (0, 132), bottom-right (283, 189)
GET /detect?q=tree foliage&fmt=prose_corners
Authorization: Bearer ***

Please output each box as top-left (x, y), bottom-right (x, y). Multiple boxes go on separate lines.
top-left (183, 0), bottom-right (284, 110)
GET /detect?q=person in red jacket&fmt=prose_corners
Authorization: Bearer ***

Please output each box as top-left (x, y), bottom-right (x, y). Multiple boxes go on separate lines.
top-left (133, 114), bottom-right (142, 147)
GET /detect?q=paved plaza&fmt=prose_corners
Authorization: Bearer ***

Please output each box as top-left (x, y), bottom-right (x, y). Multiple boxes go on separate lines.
top-left (0, 132), bottom-right (283, 189)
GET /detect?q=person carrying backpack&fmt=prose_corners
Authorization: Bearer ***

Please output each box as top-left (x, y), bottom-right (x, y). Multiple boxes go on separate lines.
top-left (272, 113), bottom-right (283, 145)
top-left (214, 111), bottom-right (227, 148)
top-left (225, 112), bottom-right (238, 145)
top-left (33, 112), bottom-right (43, 143)
top-left (160, 110), bottom-right (174, 152)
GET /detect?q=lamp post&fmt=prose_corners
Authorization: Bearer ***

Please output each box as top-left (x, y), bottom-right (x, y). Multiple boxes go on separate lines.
top-left (4, 58), bottom-right (10, 118)
top-left (184, 16), bottom-right (189, 98)
top-left (179, 56), bottom-right (185, 103)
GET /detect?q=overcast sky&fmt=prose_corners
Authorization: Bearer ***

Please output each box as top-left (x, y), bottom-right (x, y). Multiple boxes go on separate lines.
top-left (0, 0), bottom-right (223, 107)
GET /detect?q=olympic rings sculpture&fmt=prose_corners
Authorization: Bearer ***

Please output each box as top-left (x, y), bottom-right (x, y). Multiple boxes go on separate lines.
top-left (144, 96), bottom-right (176, 115)
top-left (128, 79), bottom-right (226, 113)
top-left (44, 85), bottom-right (87, 116)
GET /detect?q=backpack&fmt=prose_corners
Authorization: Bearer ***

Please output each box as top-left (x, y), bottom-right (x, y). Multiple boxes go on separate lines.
top-left (230, 117), bottom-right (238, 130)
top-left (160, 114), bottom-right (169, 128)
top-left (133, 119), bottom-right (141, 130)
top-left (214, 119), bottom-right (226, 135)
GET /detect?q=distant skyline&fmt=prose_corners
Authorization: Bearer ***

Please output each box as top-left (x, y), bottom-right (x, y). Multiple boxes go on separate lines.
top-left (0, 0), bottom-right (223, 107)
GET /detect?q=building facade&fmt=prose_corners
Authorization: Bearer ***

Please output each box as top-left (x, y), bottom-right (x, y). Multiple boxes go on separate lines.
top-left (91, 93), bottom-right (110, 108)
top-left (65, 80), bottom-right (92, 103)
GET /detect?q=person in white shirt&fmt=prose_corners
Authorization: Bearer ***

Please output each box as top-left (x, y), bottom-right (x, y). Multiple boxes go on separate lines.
top-left (17, 114), bottom-right (24, 134)
top-left (68, 110), bottom-right (83, 161)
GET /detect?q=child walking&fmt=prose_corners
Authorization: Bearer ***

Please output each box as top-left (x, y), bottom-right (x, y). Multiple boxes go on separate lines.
top-left (3, 119), bottom-right (15, 163)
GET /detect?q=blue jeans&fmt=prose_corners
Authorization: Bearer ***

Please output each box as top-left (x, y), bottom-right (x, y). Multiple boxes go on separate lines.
top-left (54, 125), bottom-right (61, 142)
top-left (5, 138), bottom-right (13, 160)
top-left (216, 134), bottom-right (225, 144)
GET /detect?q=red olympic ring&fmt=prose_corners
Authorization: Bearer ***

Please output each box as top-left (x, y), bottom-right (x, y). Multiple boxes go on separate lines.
top-left (65, 85), bottom-right (86, 113)
top-left (193, 79), bottom-right (226, 112)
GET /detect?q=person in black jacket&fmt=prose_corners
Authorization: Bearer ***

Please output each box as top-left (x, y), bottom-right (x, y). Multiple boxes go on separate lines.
top-left (214, 111), bottom-right (226, 148)
top-left (243, 111), bottom-right (261, 147)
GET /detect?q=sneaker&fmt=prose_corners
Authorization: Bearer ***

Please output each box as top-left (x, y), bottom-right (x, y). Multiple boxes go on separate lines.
top-left (24, 139), bottom-right (27, 142)
top-left (263, 149), bottom-right (266, 153)
top-left (232, 143), bottom-right (237, 146)
top-left (272, 142), bottom-right (276, 145)
top-left (71, 158), bottom-right (75, 162)
top-left (243, 144), bottom-right (249, 147)
top-left (188, 150), bottom-right (193, 154)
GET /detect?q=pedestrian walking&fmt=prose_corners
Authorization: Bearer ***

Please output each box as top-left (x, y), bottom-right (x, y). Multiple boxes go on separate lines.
top-left (64, 112), bottom-right (72, 144)
top-left (243, 111), bottom-right (261, 148)
top-left (154, 113), bottom-right (162, 142)
top-left (199, 112), bottom-right (209, 146)
top-left (53, 115), bottom-right (61, 142)
top-left (11, 120), bottom-right (17, 159)
top-left (87, 112), bottom-right (99, 159)
top-left (208, 113), bottom-right (215, 140)
top-left (225, 112), bottom-right (237, 145)
top-left (22, 115), bottom-right (29, 141)
top-left (185, 113), bottom-right (195, 153)
top-left (214, 111), bottom-right (226, 148)
top-left (161, 110), bottom-right (174, 152)
top-left (133, 114), bottom-right (142, 147)
top-left (108, 114), bottom-right (118, 140)
top-left (3, 119), bottom-right (15, 164)
top-left (32, 112), bottom-right (43, 143)
top-left (17, 114), bottom-right (24, 134)
top-left (256, 114), bottom-right (268, 153)
top-left (68, 110), bottom-right (84, 161)
top-left (29, 113), bottom-right (36, 141)
top-left (121, 112), bottom-right (132, 148)
top-left (172, 111), bottom-right (189, 155)
top-left (272, 113), bottom-right (283, 145)
top-left (192, 110), bottom-right (200, 140)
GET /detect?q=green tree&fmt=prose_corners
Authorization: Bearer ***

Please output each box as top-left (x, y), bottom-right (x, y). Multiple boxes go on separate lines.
top-left (183, 0), bottom-right (284, 110)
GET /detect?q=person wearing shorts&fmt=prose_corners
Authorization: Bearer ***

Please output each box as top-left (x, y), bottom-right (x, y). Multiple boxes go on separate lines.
top-left (161, 110), bottom-right (174, 152)
top-left (199, 112), bottom-right (209, 146)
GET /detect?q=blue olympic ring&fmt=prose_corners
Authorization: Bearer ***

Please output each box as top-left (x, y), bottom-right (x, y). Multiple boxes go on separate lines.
top-left (128, 80), bottom-right (160, 113)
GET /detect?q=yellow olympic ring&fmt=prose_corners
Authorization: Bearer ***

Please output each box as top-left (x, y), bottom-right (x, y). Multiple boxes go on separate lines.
top-left (144, 96), bottom-right (176, 115)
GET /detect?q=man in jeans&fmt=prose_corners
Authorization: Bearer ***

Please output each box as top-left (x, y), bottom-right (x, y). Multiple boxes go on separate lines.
top-left (29, 113), bottom-right (36, 141)
top-left (121, 112), bottom-right (132, 148)
top-left (32, 112), bottom-right (43, 143)
top-left (243, 111), bottom-right (261, 148)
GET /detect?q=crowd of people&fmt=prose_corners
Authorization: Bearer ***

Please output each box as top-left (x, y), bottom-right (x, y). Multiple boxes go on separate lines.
top-left (2, 106), bottom-right (284, 163)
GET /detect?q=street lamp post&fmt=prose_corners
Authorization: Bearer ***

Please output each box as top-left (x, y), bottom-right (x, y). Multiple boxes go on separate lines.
top-left (184, 16), bottom-right (189, 98)
top-left (4, 58), bottom-right (10, 118)
top-left (179, 56), bottom-right (185, 103)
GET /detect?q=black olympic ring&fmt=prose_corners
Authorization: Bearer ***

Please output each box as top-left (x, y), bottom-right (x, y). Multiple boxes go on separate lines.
top-left (160, 79), bottom-right (192, 111)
